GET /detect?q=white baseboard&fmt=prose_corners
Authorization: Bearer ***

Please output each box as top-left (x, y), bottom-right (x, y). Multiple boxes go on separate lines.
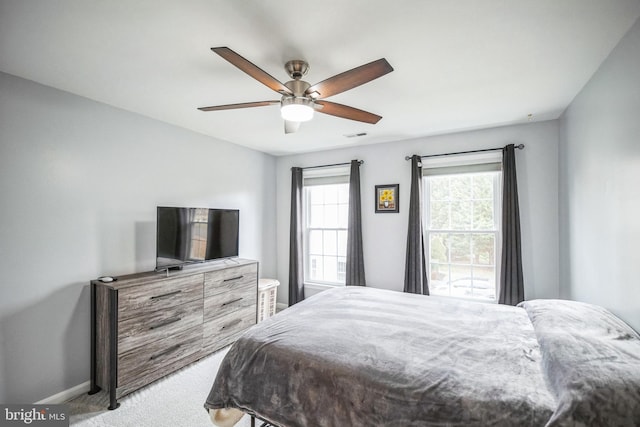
top-left (36, 381), bottom-right (90, 404)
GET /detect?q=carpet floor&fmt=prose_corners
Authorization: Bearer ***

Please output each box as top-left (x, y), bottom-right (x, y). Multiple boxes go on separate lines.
top-left (68, 346), bottom-right (252, 427)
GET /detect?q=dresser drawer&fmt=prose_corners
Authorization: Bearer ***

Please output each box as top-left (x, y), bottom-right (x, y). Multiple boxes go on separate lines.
top-left (204, 282), bottom-right (256, 322)
top-left (118, 298), bottom-right (203, 354)
top-left (203, 329), bottom-right (245, 355)
top-left (204, 263), bottom-right (257, 298)
top-left (118, 324), bottom-right (202, 387)
top-left (203, 306), bottom-right (256, 351)
top-left (118, 274), bottom-right (203, 320)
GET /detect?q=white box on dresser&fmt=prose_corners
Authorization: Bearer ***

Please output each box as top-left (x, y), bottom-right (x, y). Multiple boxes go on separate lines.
top-left (89, 259), bottom-right (258, 409)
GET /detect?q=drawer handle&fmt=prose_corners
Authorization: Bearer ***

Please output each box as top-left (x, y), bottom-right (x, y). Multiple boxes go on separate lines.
top-left (221, 297), bottom-right (243, 307)
top-left (149, 344), bottom-right (181, 360)
top-left (223, 275), bottom-right (244, 282)
top-left (221, 318), bottom-right (242, 330)
top-left (149, 317), bottom-right (182, 330)
top-left (150, 290), bottom-right (182, 300)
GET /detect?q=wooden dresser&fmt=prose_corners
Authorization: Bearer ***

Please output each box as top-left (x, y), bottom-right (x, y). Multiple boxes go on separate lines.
top-left (89, 259), bottom-right (258, 409)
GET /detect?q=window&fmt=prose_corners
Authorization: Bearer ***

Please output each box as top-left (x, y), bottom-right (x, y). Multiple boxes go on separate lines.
top-left (303, 167), bottom-right (350, 286)
top-left (423, 153), bottom-right (502, 302)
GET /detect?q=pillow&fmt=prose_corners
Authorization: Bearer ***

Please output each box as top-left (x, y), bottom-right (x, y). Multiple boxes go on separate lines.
top-left (519, 299), bottom-right (640, 426)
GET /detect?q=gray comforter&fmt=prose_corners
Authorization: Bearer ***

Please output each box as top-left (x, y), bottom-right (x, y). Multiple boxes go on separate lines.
top-left (205, 287), bottom-right (640, 426)
top-left (206, 287), bottom-right (559, 426)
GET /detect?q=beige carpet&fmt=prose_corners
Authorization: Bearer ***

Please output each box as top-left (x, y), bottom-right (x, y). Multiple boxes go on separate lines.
top-left (68, 347), bottom-right (252, 427)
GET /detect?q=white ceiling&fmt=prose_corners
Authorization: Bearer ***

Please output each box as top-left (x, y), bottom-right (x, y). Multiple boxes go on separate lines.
top-left (1, 1), bottom-right (639, 156)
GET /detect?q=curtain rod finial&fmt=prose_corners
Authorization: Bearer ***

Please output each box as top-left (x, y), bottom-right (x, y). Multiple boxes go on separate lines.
top-left (517, 144), bottom-right (525, 149)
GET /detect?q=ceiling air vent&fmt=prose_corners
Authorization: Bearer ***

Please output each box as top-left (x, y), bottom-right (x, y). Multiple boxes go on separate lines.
top-left (344, 132), bottom-right (367, 138)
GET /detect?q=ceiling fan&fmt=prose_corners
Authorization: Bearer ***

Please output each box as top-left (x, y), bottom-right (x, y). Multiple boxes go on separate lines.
top-left (198, 47), bottom-right (394, 134)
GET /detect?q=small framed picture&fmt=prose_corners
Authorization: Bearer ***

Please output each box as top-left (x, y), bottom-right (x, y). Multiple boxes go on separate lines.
top-left (375, 184), bottom-right (399, 213)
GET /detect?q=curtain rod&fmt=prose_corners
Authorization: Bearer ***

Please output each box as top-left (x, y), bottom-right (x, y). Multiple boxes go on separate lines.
top-left (404, 144), bottom-right (525, 161)
top-left (297, 160), bottom-right (363, 170)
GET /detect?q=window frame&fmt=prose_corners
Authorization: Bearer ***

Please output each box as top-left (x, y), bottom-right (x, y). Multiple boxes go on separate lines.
top-left (302, 166), bottom-right (350, 287)
top-left (422, 152), bottom-right (503, 303)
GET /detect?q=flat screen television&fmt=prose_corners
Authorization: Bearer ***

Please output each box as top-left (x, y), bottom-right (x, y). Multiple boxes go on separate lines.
top-left (156, 206), bottom-right (239, 270)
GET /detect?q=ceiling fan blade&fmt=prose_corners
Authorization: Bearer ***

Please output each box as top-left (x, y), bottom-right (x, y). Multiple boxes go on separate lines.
top-left (284, 120), bottom-right (301, 134)
top-left (305, 58), bottom-right (393, 99)
top-left (211, 47), bottom-right (292, 95)
top-left (315, 101), bottom-right (382, 124)
top-left (198, 100), bottom-right (280, 111)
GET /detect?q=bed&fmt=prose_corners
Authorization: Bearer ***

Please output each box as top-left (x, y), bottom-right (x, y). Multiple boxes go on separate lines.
top-left (204, 286), bottom-right (640, 426)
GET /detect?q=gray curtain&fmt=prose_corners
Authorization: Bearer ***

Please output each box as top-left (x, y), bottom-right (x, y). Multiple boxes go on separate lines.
top-left (404, 155), bottom-right (429, 295)
top-left (288, 167), bottom-right (305, 306)
top-left (346, 160), bottom-right (366, 286)
top-left (499, 144), bottom-right (525, 305)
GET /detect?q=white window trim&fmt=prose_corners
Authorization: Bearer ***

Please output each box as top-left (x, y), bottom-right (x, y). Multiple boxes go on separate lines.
top-left (422, 151), bottom-right (503, 303)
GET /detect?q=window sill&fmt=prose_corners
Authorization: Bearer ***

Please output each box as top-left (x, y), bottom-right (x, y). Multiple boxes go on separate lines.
top-left (304, 282), bottom-right (344, 292)
top-left (431, 293), bottom-right (498, 304)
top-left (303, 282), bottom-right (343, 299)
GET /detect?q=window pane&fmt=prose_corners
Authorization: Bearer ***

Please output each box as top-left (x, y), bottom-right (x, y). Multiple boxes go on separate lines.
top-left (309, 205), bottom-right (324, 228)
top-left (337, 230), bottom-right (347, 257)
top-left (430, 201), bottom-right (450, 229)
top-left (337, 257), bottom-right (347, 282)
top-left (449, 265), bottom-right (473, 299)
top-left (470, 266), bottom-right (496, 301)
top-left (430, 262), bottom-right (450, 296)
top-left (323, 230), bottom-right (337, 256)
top-left (449, 233), bottom-right (471, 264)
top-left (430, 263), bottom-right (449, 282)
top-left (451, 201), bottom-right (472, 229)
top-left (309, 230), bottom-right (323, 255)
top-left (324, 185), bottom-right (338, 204)
top-left (309, 186), bottom-right (323, 205)
top-left (338, 185), bottom-right (349, 204)
top-left (472, 234), bottom-right (495, 265)
top-left (450, 175), bottom-right (472, 200)
top-left (473, 200), bottom-right (494, 230)
top-left (430, 177), bottom-right (449, 201)
top-left (324, 204), bottom-right (338, 228)
top-left (429, 233), bottom-right (448, 263)
top-left (473, 266), bottom-right (495, 282)
top-left (473, 174), bottom-right (493, 199)
top-left (309, 255), bottom-right (323, 281)
top-left (337, 204), bottom-right (348, 228)
top-left (323, 256), bottom-right (338, 282)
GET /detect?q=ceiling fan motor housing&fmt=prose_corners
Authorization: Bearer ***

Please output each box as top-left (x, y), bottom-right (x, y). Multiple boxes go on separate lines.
top-left (284, 79), bottom-right (311, 97)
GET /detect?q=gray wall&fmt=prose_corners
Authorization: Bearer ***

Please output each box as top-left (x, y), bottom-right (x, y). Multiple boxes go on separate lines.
top-left (559, 18), bottom-right (640, 331)
top-left (0, 72), bottom-right (277, 403)
top-left (275, 120), bottom-right (560, 304)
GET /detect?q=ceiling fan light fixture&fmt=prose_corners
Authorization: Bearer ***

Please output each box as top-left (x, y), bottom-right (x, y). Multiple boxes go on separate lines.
top-left (281, 97), bottom-right (314, 122)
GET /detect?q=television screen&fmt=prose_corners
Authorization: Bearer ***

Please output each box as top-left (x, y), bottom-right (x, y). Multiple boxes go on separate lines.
top-left (156, 207), bottom-right (239, 270)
